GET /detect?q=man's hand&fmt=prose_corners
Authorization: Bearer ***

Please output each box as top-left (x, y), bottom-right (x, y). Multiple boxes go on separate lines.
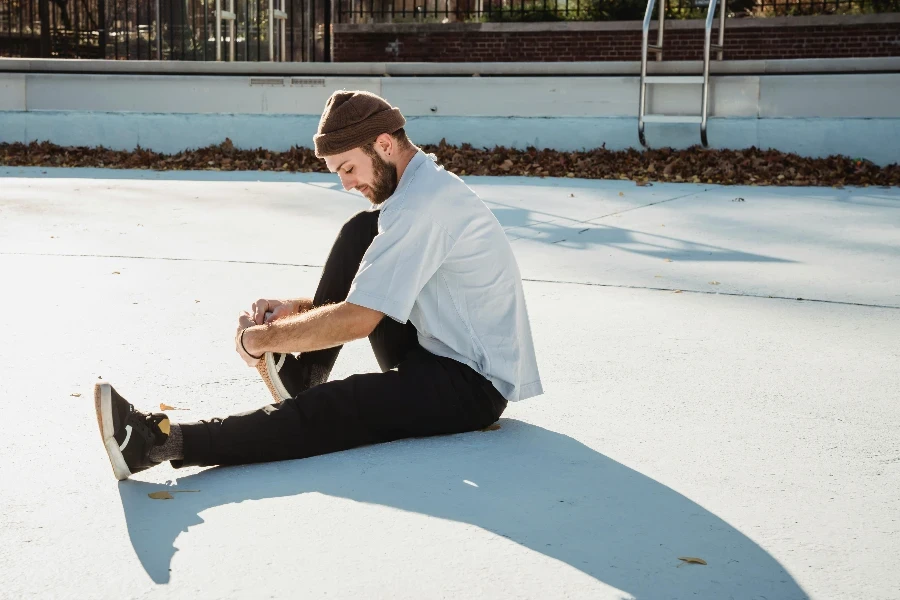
top-left (251, 298), bottom-right (296, 325)
top-left (235, 300), bottom-right (383, 362)
top-left (235, 312), bottom-right (262, 367)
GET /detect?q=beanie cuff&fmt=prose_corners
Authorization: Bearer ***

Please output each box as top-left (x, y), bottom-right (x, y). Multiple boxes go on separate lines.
top-left (314, 108), bottom-right (406, 158)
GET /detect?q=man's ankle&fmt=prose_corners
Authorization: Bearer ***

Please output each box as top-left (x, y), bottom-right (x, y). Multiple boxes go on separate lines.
top-left (148, 423), bottom-right (184, 463)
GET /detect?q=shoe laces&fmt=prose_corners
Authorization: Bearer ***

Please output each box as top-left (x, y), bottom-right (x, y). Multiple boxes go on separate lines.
top-left (128, 404), bottom-right (163, 435)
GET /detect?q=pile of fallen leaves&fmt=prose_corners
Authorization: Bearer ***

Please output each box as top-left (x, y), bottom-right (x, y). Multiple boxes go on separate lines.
top-left (1, 139), bottom-right (897, 187)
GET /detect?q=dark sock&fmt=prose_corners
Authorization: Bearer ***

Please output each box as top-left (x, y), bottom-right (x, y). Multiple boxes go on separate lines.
top-left (149, 422), bottom-right (184, 463)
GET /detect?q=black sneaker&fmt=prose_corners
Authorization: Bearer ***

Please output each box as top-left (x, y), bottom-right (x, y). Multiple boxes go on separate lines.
top-left (94, 382), bottom-right (169, 481)
top-left (256, 352), bottom-right (303, 403)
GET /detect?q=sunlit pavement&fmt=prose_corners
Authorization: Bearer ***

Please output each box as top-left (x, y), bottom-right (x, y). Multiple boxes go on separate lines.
top-left (2, 167), bottom-right (898, 599)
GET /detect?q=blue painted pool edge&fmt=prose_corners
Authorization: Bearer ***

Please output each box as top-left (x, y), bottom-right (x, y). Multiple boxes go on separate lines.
top-left (1, 112), bottom-right (897, 166)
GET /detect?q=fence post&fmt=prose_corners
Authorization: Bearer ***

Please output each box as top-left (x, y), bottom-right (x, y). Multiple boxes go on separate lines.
top-left (216, 0), bottom-right (222, 60)
top-left (270, 0), bottom-right (287, 60)
top-left (306, 0), bottom-right (315, 61)
top-left (216, 0), bottom-right (236, 61)
top-left (156, 0), bottom-right (162, 58)
top-left (325, 0), bottom-right (332, 62)
top-left (281, 0), bottom-right (286, 61)
top-left (99, 0), bottom-right (108, 58)
top-left (38, 0), bottom-right (50, 57)
top-left (229, 0), bottom-right (235, 60)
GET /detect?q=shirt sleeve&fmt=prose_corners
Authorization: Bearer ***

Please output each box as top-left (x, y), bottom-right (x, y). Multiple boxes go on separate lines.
top-left (346, 208), bottom-right (456, 324)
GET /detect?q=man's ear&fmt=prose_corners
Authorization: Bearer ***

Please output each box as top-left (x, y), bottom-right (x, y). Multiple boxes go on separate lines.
top-left (375, 133), bottom-right (394, 156)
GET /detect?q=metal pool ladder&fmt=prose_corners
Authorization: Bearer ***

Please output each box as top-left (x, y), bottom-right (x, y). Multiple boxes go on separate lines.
top-left (638, 0), bottom-right (727, 148)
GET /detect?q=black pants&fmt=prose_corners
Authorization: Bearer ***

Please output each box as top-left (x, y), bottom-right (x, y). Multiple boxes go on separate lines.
top-left (177, 210), bottom-right (507, 468)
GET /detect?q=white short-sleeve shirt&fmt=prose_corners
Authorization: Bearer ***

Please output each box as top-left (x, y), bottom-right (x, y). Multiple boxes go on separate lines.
top-left (346, 150), bottom-right (543, 402)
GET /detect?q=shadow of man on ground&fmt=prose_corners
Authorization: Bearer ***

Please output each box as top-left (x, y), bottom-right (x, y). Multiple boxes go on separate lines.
top-left (119, 419), bottom-right (805, 598)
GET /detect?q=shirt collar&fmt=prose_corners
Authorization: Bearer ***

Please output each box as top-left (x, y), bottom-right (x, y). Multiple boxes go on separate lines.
top-left (379, 150), bottom-right (428, 210)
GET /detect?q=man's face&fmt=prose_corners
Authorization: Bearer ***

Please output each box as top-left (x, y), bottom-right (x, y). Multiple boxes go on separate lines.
top-left (325, 144), bottom-right (398, 206)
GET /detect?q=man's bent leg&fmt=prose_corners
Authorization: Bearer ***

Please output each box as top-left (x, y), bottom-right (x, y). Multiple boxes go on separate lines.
top-left (176, 349), bottom-right (507, 468)
top-left (277, 209), bottom-right (421, 391)
top-left (369, 319), bottom-right (419, 372)
top-left (282, 210), bottom-right (380, 390)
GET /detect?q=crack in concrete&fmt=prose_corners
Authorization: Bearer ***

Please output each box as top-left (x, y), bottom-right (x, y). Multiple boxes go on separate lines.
top-left (5, 251), bottom-right (895, 310)
top-left (521, 277), bottom-right (900, 310)
top-left (0, 251), bottom-right (323, 269)
top-left (578, 187), bottom-right (717, 227)
top-left (501, 187), bottom-right (715, 243)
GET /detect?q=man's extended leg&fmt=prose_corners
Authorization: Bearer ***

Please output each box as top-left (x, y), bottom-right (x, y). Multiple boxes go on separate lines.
top-left (175, 348), bottom-right (507, 468)
top-left (96, 346), bottom-right (506, 477)
top-left (261, 209), bottom-right (419, 399)
top-left (95, 210), bottom-right (506, 477)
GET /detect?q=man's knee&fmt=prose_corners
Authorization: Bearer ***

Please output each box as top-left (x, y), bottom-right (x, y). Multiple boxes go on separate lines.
top-left (339, 210), bottom-right (378, 240)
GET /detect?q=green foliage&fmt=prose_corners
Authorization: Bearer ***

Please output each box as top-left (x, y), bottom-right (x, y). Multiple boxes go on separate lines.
top-left (588, 0), bottom-right (648, 20)
top-left (476, 0), bottom-right (899, 22)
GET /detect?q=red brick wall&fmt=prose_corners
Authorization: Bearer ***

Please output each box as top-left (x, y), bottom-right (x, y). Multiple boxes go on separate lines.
top-left (333, 17), bottom-right (900, 62)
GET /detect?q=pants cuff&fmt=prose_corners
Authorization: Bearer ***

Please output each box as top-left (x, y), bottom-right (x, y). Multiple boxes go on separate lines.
top-left (170, 421), bottom-right (212, 468)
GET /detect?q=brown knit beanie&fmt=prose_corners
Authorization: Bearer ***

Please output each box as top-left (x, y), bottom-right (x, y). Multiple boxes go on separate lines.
top-left (313, 90), bottom-right (406, 158)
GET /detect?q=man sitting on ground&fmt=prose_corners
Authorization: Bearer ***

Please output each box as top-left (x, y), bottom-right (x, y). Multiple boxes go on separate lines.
top-left (94, 90), bottom-right (543, 480)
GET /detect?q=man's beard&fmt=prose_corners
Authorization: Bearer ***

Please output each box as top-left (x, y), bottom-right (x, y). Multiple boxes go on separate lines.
top-left (365, 150), bottom-right (399, 206)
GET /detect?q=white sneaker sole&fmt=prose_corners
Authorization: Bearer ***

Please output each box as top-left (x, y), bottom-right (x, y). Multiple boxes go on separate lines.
top-left (94, 382), bottom-right (132, 481)
top-left (257, 352), bottom-right (291, 403)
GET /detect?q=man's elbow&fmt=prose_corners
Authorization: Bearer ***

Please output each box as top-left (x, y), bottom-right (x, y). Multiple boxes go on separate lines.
top-left (343, 302), bottom-right (385, 339)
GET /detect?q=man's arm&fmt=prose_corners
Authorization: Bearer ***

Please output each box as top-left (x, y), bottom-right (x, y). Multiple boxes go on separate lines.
top-left (242, 301), bottom-right (384, 356)
top-left (251, 297), bottom-right (315, 325)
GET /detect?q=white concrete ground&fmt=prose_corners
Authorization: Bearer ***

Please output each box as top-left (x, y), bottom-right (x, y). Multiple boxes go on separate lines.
top-left (0, 167), bottom-right (898, 600)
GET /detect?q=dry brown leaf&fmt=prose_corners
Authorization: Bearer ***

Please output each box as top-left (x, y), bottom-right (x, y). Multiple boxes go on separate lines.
top-left (678, 557), bottom-right (707, 565)
top-left (709, 281), bottom-right (721, 285)
top-left (618, 192), bottom-right (625, 197)
top-left (665, 258), bottom-right (673, 263)
top-left (3, 141), bottom-right (897, 187)
top-left (148, 490), bottom-right (200, 500)
top-left (112, 271), bottom-right (120, 275)
top-left (70, 393), bottom-right (81, 397)
top-left (480, 424), bottom-right (502, 432)
top-left (160, 403), bottom-right (187, 411)
top-left (674, 290), bottom-right (683, 294)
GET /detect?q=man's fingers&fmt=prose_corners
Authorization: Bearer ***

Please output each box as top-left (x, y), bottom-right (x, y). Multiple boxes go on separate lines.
top-left (252, 299), bottom-right (269, 325)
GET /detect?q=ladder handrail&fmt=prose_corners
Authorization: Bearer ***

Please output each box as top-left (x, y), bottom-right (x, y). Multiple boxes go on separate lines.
top-left (638, 0), bottom-right (661, 147)
top-left (641, 0), bottom-right (660, 47)
top-left (639, 0), bottom-right (726, 148)
top-left (701, 0), bottom-right (727, 146)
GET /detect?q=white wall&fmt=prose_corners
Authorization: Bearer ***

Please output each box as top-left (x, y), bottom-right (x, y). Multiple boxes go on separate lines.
top-left (1, 72), bottom-right (898, 164)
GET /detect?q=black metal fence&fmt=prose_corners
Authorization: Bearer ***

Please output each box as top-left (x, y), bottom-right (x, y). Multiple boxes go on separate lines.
top-left (2, 0), bottom-right (896, 59)
top-left (0, 0), bottom-right (330, 60)
top-left (334, 0), bottom-right (899, 23)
